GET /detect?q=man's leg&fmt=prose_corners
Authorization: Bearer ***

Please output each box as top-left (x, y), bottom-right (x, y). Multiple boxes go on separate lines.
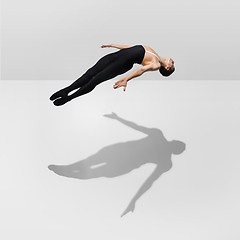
top-left (50, 52), bottom-right (117, 101)
top-left (53, 59), bottom-right (130, 106)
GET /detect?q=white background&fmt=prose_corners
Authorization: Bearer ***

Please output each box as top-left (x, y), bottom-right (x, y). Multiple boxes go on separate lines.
top-left (1, 0), bottom-right (240, 239)
top-left (1, 80), bottom-right (240, 239)
top-left (1, 0), bottom-right (240, 80)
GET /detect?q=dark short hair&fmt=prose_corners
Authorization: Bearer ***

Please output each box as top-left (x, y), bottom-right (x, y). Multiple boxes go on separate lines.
top-left (159, 66), bottom-right (175, 77)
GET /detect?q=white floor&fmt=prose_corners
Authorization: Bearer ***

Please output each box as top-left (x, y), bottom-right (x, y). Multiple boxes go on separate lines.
top-left (1, 80), bottom-right (240, 240)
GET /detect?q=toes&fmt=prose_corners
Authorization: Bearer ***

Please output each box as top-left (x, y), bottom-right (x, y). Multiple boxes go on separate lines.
top-left (50, 90), bottom-right (67, 101)
top-left (53, 97), bottom-right (68, 106)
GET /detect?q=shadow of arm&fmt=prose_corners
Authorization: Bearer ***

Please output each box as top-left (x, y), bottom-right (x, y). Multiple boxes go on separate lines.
top-left (104, 112), bottom-right (151, 135)
top-left (121, 165), bottom-right (163, 217)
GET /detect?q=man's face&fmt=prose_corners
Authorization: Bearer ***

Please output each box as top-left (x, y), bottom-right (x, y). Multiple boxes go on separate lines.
top-left (166, 58), bottom-right (175, 71)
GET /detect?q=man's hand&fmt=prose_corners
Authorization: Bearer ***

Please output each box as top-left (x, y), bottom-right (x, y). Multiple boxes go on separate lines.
top-left (103, 112), bottom-right (118, 119)
top-left (121, 201), bottom-right (135, 217)
top-left (101, 44), bottom-right (112, 48)
top-left (113, 78), bottom-right (128, 91)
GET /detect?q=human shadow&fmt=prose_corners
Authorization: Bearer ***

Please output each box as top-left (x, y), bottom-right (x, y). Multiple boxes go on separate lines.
top-left (48, 112), bottom-right (186, 217)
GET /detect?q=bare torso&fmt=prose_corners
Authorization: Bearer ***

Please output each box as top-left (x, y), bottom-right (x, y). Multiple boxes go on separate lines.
top-left (141, 46), bottom-right (161, 68)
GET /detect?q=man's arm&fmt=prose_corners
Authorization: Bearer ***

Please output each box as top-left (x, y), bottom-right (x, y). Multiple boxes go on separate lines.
top-left (121, 165), bottom-right (163, 217)
top-left (101, 44), bottom-right (131, 49)
top-left (125, 64), bottom-right (157, 81)
top-left (113, 64), bottom-right (157, 91)
top-left (104, 112), bottom-right (151, 135)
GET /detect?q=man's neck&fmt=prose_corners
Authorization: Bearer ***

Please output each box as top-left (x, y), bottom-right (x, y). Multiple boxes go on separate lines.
top-left (159, 56), bottom-right (167, 67)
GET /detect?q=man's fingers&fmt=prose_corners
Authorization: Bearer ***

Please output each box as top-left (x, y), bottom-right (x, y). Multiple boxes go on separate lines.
top-left (113, 80), bottom-right (126, 90)
top-left (114, 81), bottom-right (120, 88)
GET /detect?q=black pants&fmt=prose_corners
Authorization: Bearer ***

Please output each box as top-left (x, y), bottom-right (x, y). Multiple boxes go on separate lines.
top-left (50, 45), bottom-right (145, 106)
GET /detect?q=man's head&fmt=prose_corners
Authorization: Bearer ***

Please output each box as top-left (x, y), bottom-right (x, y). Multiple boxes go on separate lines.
top-left (170, 140), bottom-right (186, 155)
top-left (159, 58), bottom-right (175, 77)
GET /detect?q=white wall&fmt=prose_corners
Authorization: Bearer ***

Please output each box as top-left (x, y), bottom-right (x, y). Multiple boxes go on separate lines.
top-left (1, 0), bottom-right (240, 80)
top-left (1, 79), bottom-right (240, 239)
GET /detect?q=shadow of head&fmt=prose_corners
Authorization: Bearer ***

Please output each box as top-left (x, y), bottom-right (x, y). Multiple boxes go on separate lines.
top-left (169, 140), bottom-right (186, 155)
